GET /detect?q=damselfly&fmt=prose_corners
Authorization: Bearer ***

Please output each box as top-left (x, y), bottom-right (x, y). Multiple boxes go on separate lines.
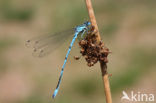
top-left (26, 21), bottom-right (91, 98)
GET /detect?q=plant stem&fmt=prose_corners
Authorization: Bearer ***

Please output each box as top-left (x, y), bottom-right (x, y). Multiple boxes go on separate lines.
top-left (85, 0), bottom-right (112, 103)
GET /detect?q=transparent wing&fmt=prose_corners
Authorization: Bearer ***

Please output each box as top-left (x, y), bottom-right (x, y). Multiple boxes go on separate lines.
top-left (26, 28), bottom-right (75, 57)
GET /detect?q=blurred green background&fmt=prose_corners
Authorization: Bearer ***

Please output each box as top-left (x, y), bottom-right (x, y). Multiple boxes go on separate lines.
top-left (0, 0), bottom-right (156, 103)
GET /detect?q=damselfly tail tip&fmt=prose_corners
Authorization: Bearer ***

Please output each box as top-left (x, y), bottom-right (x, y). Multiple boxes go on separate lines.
top-left (52, 89), bottom-right (58, 99)
top-left (52, 94), bottom-right (55, 99)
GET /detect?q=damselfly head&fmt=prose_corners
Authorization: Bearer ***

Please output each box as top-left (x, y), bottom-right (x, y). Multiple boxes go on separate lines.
top-left (84, 21), bottom-right (91, 26)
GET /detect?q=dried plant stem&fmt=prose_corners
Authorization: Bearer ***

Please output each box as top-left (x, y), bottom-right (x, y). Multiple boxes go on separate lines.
top-left (85, 0), bottom-right (112, 103)
top-left (85, 0), bottom-right (101, 41)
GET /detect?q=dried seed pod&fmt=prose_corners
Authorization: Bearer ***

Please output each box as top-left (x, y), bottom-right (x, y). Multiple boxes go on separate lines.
top-left (74, 56), bottom-right (80, 60)
top-left (79, 29), bottom-right (110, 67)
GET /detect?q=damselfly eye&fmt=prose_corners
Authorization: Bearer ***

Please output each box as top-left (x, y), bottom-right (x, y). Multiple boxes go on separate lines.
top-left (87, 22), bottom-right (91, 26)
top-left (85, 21), bottom-right (91, 26)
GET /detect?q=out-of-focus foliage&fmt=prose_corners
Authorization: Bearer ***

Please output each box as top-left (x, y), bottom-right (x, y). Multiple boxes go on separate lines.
top-left (0, 0), bottom-right (34, 21)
